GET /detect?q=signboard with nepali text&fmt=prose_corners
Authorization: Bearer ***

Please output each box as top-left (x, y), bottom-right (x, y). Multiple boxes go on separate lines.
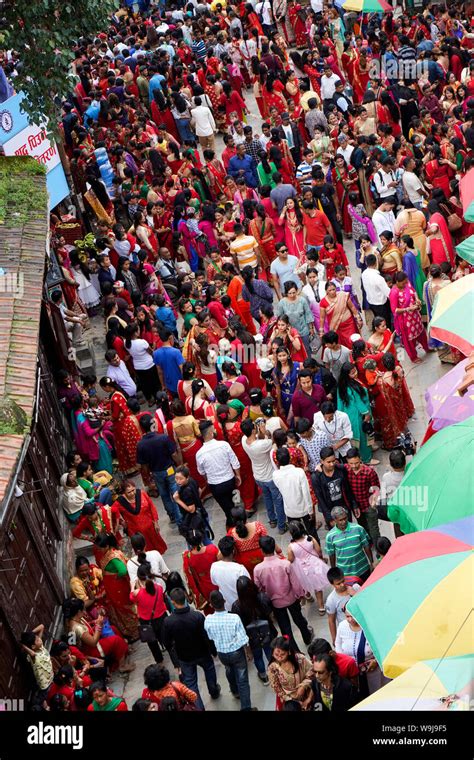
top-left (0, 92), bottom-right (69, 209)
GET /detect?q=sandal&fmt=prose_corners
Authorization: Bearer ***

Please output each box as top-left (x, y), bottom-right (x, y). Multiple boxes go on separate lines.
top-left (318, 608), bottom-right (326, 616)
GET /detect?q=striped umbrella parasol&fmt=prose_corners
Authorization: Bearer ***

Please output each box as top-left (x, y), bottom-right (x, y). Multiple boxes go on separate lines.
top-left (388, 417), bottom-right (474, 534)
top-left (347, 516), bottom-right (474, 679)
top-left (456, 235), bottom-right (474, 266)
top-left (425, 358), bottom-right (474, 432)
top-left (341, 0), bottom-right (393, 11)
top-left (429, 273), bottom-right (474, 356)
top-left (352, 655), bottom-right (474, 711)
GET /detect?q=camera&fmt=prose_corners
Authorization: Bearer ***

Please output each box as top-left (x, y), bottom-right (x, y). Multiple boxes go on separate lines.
top-left (395, 431), bottom-right (416, 457)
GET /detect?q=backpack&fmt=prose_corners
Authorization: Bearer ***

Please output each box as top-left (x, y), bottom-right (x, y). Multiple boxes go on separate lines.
top-left (246, 619), bottom-right (271, 648)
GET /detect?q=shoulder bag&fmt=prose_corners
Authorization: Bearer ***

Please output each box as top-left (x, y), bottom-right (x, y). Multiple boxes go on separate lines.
top-left (138, 588), bottom-right (160, 643)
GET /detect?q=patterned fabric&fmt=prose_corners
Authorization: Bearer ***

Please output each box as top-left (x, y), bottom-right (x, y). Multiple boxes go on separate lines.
top-left (344, 464), bottom-right (380, 511)
top-left (325, 523), bottom-right (370, 577)
top-left (204, 610), bottom-right (249, 653)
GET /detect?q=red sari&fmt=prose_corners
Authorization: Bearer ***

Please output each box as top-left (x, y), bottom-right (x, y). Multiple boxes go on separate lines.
top-left (320, 291), bottom-right (357, 349)
top-left (113, 489), bottom-right (167, 555)
top-left (111, 393), bottom-right (142, 475)
top-left (331, 165), bottom-right (358, 234)
top-left (424, 160), bottom-right (454, 199)
top-left (373, 368), bottom-right (415, 449)
top-left (70, 615), bottom-right (129, 671)
top-left (227, 276), bottom-right (256, 335)
top-left (220, 420), bottom-right (259, 511)
top-left (226, 522), bottom-right (267, 577)
top-left (182, 544), bottom-right (219, 615)
top-left (288, 4), bottom-right (306, 48)
top-left (99, 548), bottom-right (139, 640)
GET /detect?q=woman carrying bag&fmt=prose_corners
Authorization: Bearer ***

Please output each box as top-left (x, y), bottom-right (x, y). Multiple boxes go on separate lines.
top-left (130, 563), bottom-right (169, 664)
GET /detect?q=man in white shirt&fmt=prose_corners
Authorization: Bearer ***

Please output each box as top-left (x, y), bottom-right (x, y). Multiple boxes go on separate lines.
top-left (336, 133), bottom-right (354, 165)
top-left (360, 253), bottom-right (392, 325)
top-left (210, 536), bottom-right (250, 610)
top-left (127, 533), bottom-right (169, 591)
top-left (105, 349), bottom-right (137, 396)
top-left (313, 401), bottom-right (353, 460)
top-left (402, 158), bottom-right (427, 209)
top-left (190, 96), bottom-right (216, 151)
top-left (272, 448), bottom-right (314, 535)
top-left (372, 199), bottom-right (396, 242)
top-left (196, 420), bottom-right (242, 526)
top-left (241, 419), bottom-right (286, 532)
top-left (320, 66), bottom-right (340, 105)
top-left (373, 157), bottom-right (399, 203)
top-left (256, 0), bottom-right (274, 36)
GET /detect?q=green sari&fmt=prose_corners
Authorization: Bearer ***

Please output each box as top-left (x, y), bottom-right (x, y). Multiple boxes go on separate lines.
top-left (337, 385), bottom-right (372, 464)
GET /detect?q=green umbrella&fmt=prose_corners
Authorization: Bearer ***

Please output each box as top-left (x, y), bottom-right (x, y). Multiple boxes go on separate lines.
top-left (460, 168), bottom-right (474, 222)
top-left (388, 416), bottom-right (474, 534)
top-left (456, 234), bottom-right (474, 266)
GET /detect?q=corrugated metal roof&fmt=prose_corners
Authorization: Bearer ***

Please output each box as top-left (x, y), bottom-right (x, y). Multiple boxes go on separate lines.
top-left (0, 160), bottom-right (48, 507)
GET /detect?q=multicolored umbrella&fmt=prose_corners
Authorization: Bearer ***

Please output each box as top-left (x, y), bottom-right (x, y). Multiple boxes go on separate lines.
top-left (456, 235), bottom-right (474, 266)
top-left (341, 0), bottom-right (393, 10)
top-left (425, 358), bottom-right (474, 431)
top-left (429, 273), bottom-right (474, 356)
top-left (352, 655), bottom-right (474, 711)
top-left (460, 167), bottom-right (474, 222)
top-left (388, 417), bottom-right (474, 534)
top-left (347, 516), bottom-right (474, 679)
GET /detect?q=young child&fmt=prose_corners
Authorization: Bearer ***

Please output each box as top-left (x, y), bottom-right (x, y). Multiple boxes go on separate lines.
top-left (153, 294), bottom-right (178, 336)
top-left (324, 567), bottom-right (361, 646)
top-left (286, 521), bottom-right (329, 615)
top-left (376, 536), bottom-right (391, 558)
top-left (173, 465), bottom-right (213, 545)
top-left (20, 624), bottom-right (54, 707)
top-left (220, 295), bottom-right (235, 322)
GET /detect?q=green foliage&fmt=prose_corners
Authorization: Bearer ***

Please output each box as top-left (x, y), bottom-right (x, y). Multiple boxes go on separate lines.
top-left (2, 0), bottom-right (119, 131)
top-left (0, 157), bottom-right (47, 227)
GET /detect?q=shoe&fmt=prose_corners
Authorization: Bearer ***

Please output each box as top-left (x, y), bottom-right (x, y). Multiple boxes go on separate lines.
top-left (306, 626), bottom-right (314, 641)
top-left (269, 520), bottom-right (277, 528)
top-left (241, 707), bottom-right (258, 711)
top-left (278, 524), bottom-right (288, 535)
top-left (231, 691), bottom-right (240, 699)
top-left (245, 508), bottom-right (257, 518)
top-left (209, 685), bottom-right (221, 700)
top-left (169, 516), bottom-right (176, 524)
top-left (369, 459), bottom-right (380, 466)
top-left (258, 672), bottom-right (269, 684)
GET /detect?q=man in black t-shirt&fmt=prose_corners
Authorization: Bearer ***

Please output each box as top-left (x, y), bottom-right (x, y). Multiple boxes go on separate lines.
top-left (313, 447), bottom-right (358, 529)
top-left (311, 169), bottom-right (343, 244)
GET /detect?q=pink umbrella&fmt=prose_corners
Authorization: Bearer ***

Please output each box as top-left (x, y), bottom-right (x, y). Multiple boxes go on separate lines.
top-left (425, 358), bottom-right (474, 431)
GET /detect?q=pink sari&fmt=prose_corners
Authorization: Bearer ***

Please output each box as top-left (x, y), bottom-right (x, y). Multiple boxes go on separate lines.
top-left (390, 284), bottom-right (424, 344)
top-left (320, 291), bottom-right (357, 349)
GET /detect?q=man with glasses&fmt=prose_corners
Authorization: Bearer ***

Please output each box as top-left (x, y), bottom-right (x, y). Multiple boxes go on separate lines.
top-left (270, 243), bottom-right (302, 301)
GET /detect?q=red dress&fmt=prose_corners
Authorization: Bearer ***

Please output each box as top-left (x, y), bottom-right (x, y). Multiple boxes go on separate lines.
top-left (183, 544), bottom-right (219, 615)
top-left (220, 421), bottom-right (259, 511)
top-left (373, 369), bottom-right (415, 449)
top-left (227, 522), bottom-right (267, 577)
top-left (110, 391), bottom-right (140, 474)
top-left (113, 489), bottom-right (167, 555)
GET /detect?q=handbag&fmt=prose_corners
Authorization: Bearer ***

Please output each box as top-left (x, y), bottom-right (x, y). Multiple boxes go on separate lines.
top-left (246, 619), bottom-right (271, 648)
top-left (447, 213), bottom-right (462, 232)
top-left (138, 589), bottom-right (160, 643)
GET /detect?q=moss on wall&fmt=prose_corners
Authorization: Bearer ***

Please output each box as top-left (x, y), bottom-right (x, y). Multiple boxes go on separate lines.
top-left (0, 157), bottom-right (47, 227)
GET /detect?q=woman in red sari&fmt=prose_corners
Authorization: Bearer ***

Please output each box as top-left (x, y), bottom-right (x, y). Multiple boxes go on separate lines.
top-left (95, 533), bottom-right (139, 640)
top-left (352, 49), bottom-right (371, 104)
top-left (202, 150), bottom-right (227, 200)
top-left (331, 156), bottom-right (359, 235)
top-left (167, 397), bottom-right (207, 489)
top-left (244, 2), bottom-right (264, 36)
top-left (262, 75), bottom-right (288, 114)
top-left (63, 597), bottom-right (132, 674)
top-left (227, 507), bottom-right (268, 578)
top-left (319, 281), bottom-right (362, 349)
top-left (73, 502), bottom-right (122, 565)
top-left (288, 1), bottom-right (307, 48)
top-left (182, 533), bottom-right (219, 615)
top-left (113, 480), bottom-right (167, 555)
top-left (341, 42), bottom-right (357, 90)
top-left (224, 264), bottom-right (257, 335)
top-left (99, 379), bottom-right (138, 475)
top-left (425, 201), bottom-right (456, 269)
top-left (249, 204), bottom-right (277, 275)
top-left (424, 147), bottom-right (456, 199)
top-left (373, 353), bottom-right (415, 449)
top-left (216, 402), bottom-right (259, 513)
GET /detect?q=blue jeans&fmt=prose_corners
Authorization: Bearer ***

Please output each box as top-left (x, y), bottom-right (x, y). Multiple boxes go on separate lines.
top-left (175, 118), bottom-right (195, 143)
top-left (97, 487), bottom-right (113, 506)
top-left (153, 470), bottom-right (182, 524)
top-left (179, 656), bottom-right (219, 711)
top-left (218, 647), bottom-right (252, 710)
top-left (251, 643), bottom-right (272, 675)
top-left (301, 332), bottom-right (313, 358)
top-left (255, 479), bottom-right (286, 530)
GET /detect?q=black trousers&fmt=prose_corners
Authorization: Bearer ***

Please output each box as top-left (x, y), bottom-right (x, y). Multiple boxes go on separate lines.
top-left (273, 601), bottom-right (312, 653)
top-left (210, 477), bottom-right (235, 527)
top-left (135, 366), bottom-right (161, 402)
top-left (139, 613), bottom-right (166, 664)
top-left (368, 301), bottom-right (393, 330)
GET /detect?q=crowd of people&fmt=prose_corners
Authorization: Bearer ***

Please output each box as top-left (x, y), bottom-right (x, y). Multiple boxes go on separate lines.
top-left (8, 0), bottom-right (474, 713)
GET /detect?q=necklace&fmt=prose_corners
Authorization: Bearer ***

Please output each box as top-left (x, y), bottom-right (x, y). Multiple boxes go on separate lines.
top-left (323, 417), bottom-right (337, 436)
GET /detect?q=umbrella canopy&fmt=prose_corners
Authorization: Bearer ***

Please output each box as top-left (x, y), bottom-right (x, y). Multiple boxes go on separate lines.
top-left (300, 91), bottom-right (320, 111)
top-left (429, 273), bottom-right (474, 356)
top-left (352, 655), bottom-right (474, 711)
top-left (347, 516), bottom-right (474, 679)
top-left (388, 416), bottom-right (474, 534)
top-left (456, 235), bottom-right (474, 266)
top-left (460, 167), bottom-right (474, 222)
top-left (425, 358), bottom-right (474, 431)
top-left (342, 0), bottom-right (392, 10)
